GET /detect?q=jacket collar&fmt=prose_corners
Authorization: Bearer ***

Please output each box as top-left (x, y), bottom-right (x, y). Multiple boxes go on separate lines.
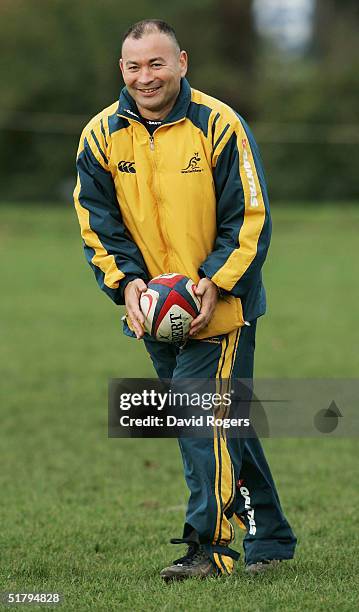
top-left (118, 78), bottom-right (192, 125)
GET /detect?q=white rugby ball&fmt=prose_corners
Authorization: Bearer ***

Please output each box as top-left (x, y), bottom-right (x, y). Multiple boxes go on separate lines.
top-left (140, 273), bottom-right (201, 343)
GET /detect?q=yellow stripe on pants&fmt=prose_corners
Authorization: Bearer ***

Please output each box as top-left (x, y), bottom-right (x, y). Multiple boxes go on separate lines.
top-left (212, 329), bottom-right (242, 571)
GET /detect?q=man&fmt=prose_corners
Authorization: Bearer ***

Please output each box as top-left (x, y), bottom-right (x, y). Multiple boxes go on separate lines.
top-left (74, 19), bottom-right (296, 580)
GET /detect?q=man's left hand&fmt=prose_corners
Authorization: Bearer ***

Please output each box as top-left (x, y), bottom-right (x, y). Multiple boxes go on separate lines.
top-left (189, 278), bottom-right (219, 337)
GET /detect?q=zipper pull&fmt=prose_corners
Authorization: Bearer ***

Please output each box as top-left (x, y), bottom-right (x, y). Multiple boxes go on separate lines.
top-left (149, 136), bottom-right (154, 151)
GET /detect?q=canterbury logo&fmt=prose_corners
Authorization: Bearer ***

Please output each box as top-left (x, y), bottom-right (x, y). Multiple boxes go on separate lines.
top-left (118, 160), bottom-right (136, 174)
top-left (181, 153), bottom-right (203, 174)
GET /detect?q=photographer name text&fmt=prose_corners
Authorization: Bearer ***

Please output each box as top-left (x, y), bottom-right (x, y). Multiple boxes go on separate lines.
top-left (118, 415), bottom-right (250, 429)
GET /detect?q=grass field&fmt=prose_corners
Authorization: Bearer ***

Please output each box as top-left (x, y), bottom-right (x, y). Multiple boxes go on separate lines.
top-left (1, 203), bottom-right (359, 611)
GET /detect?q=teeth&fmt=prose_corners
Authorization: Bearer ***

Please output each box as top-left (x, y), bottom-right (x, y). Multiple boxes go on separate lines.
top-left (141, 88), bottom-right (159, 93)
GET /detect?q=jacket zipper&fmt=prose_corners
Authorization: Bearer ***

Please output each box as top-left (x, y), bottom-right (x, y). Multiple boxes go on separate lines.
top-left (146, 132), bottom-right (173, 270)
top-left (116, 116), bottom-right (170, 265)
top-left (117, 115), bottom-right (186, 270)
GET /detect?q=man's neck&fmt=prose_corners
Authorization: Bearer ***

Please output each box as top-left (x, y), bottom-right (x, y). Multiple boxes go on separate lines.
top-left (137, 103), bottom-right (173, 122)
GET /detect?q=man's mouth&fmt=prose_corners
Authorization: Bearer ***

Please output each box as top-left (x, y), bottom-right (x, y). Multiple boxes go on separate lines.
top-left (138, 86), bottom-right (161, 95)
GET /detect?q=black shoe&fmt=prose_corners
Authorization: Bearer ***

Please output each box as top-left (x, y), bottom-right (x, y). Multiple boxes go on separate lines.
top-left (160, 542), bottom-right (219, 581)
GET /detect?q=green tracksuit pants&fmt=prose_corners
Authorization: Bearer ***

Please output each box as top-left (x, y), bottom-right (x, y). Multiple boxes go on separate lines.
top-left (144, 321), bottom-right (297, 573)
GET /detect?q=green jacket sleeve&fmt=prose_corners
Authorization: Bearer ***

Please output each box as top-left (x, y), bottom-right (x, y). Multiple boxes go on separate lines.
top-left (74, 123), bottom-right (148, 305)
top-left (199, 115), bottom-right (271, 297)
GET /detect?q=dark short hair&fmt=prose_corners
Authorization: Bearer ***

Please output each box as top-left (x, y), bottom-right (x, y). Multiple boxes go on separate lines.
top-left (122, 19), bottom-right (180, 51)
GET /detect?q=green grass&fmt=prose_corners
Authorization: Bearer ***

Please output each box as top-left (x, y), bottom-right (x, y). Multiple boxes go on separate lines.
top-left (1, 203), bottom-right (358, 611)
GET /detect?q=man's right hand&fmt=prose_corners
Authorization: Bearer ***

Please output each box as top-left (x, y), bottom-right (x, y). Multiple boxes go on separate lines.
top-left (124, 278), bottom-right (147, 339)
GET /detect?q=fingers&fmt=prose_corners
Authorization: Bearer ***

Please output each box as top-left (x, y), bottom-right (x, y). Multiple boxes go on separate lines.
top-left (124, 279), bottom-right (148, 339)
top-left (193, 278), bottom-right (207, 297)
top-left (189, 277), bottom-right (219, 337)
top-left (127, 303), bottom-right (145, 339)
top-left (136, 279), bottom-right (148, 293)
top-left (189, 313), bottom-right (208, 336)
top-left (189, 300), bottom-right (215, 336)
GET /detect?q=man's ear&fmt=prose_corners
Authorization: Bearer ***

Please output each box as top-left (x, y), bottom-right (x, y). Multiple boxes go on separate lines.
top-left (119, 58), bottom-right (124, 76)
top-left (179, 50), bottom-right (188, 78)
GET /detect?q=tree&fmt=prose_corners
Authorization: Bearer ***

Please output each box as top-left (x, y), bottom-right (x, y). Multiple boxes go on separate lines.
top-left (312, 0), bottom-right (359, 60)
top-left (208, 0), bottom-right (258, 118)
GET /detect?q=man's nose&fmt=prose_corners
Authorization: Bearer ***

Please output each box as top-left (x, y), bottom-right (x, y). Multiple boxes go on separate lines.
top-left (137, 66), bottom-right (154, 84)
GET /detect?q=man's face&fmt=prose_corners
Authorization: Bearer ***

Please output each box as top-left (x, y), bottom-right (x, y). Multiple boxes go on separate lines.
top-left (120, 32), bottom-right (188, 119)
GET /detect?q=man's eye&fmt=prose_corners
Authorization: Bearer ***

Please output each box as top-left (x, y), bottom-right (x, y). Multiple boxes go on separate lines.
top-left (128, 66), bottom-right (139, 71)
top-left (152, 63), bottom-right (163, 68)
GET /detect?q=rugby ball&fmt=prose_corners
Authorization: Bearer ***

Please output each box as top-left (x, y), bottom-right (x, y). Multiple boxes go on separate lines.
top-left (140, 274), bottom-right (201, 343)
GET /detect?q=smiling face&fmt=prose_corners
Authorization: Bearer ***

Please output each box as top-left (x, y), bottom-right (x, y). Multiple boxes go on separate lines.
top-left (120, 32), bottom-right (188, 120)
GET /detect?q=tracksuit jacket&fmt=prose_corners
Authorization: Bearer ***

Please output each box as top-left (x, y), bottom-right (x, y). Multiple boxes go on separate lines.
top-left (74, 78), bottom-right (271, 338)
top-left (73, 80), bottom-right (299, 571)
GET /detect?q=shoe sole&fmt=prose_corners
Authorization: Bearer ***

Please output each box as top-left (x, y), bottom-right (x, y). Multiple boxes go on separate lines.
top-left (160, 567), bottom-right (219, 582)
top-left (245, 560), bottom-right (281, 574)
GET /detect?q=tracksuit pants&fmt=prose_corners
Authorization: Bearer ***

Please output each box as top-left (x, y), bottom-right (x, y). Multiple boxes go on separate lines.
top-left (144, 321), bottom-right (297, 574)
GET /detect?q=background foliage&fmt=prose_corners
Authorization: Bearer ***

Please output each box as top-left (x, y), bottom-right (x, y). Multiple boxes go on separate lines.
top-left (0, 0), bottom-right (358, 202)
